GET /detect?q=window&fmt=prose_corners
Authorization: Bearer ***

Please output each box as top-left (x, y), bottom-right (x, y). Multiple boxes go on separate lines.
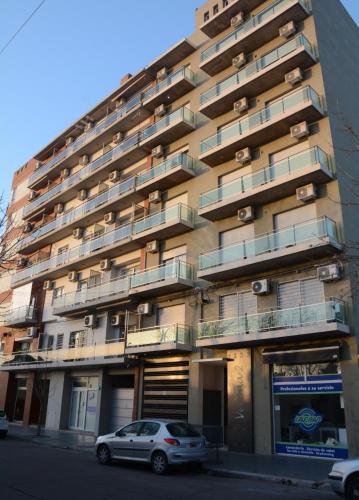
top-left (213, 4), bottom-right (219, 15)
top-left (118, 422), bottom-right (142, 437)
top-left (0, 341), bottom-right (5, 353)
top-left (88, 271), bottom-right (101, 288)
top-left (56, 334), bottom-right (64, 350)
top-left (166, 422), bottom-right (201, 437)
top-left (204, 11), bottom-right (210, 22)
top-left (161, 245), bottom-right (187, 265)
top-left (277, 279), bottom-right (324, 310)
top-left (274, 204), bottom-right (317, 231)
top-left (53, 287), bottom-right (64, 300)
top-left (223, 0), bottom-right (229, 7)
top-left (219, 292), bottom-right (257, 319)
top-left (57, 246), bottom-right (68, 255)
top-left (219, 225), bottom-right (254, 247)
top-left (69, 331), bottom-right (87, 348)
top-left (139, 422), bottom-right (160, 436)
top-left (77, 278), bottom-right (88, 292)
top-left (47, 335), bottom-right (54, 350)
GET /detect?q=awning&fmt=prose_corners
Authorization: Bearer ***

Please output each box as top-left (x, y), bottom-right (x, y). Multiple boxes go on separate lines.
top-left (262, 343), bottom-right (342, 365)
top-left (192, 357), bottom-right (233, 366)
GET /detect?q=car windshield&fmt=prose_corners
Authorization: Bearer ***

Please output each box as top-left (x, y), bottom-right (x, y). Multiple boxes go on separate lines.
top-left (166, 422), bottom-right (201, 437)
top-left (0, 410), bottom-right (5, 417)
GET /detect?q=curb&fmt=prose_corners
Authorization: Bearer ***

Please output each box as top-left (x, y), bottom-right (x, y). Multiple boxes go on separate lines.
top-left (204, 466), bottom-right (330, 490)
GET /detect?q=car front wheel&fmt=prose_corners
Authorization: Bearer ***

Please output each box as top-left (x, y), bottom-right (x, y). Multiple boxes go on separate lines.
top-left (0, 431), bottom-right (7, 439)
top-left (151, 451), bottom-right (168, 475)
top-left (346, 474), bottom-right (359, 500)
top-left (97, 444), bottom-right (112, 465)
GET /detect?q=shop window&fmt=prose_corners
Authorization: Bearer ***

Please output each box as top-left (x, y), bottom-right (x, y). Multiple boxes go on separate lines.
top-left (272, 362), bottom-right (348, 459)
top-left (204, 11), bottom-right (210, 22)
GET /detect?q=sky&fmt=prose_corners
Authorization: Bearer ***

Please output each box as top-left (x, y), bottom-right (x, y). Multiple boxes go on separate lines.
top-left (0, 0), bottom-right (358, 204)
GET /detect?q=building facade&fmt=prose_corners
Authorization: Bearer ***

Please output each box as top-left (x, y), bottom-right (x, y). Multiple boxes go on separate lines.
top-left (1, 0), bottom-right (359, 460)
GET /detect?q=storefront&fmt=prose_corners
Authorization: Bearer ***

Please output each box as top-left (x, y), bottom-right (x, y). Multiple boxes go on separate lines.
top-left (68, 377), bottom-right (99, 432)
top-left (271, 360), bottom-right (348, 459)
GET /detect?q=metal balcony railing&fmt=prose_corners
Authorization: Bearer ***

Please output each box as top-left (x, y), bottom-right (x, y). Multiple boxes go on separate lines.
top-left (199, 147), bottom-right (330, 208)
top-left (130, 260), bottom-right (194, 288)
top-left (142, 66), bottom-right (195, 103)
top-left (198, 299), bottom-right (347, 340)
top-left (140, 107), bottom-right (195, 143)
top-left (200, 34), bottom-right (315, 106)
top-left (199, 217), bottom-right (340, 271)
top-left (200, 86), bottom-right (322, 154)
top-left (2, 305), bottom-right (37, 326)
top-left (126, 324), bottom-right (190, 348)
top-left (132, 204), bottom-right (194, 235)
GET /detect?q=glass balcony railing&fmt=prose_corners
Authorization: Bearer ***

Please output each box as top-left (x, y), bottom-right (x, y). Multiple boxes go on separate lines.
top-left (198, 299), bottom-right (347, 340)
top-left (200, 0), bottom-right (307, 63)
top-left (28, 95), bottom-right (142, 187)
top-left (126, 324), bottom-right (190, 348)
top-left (132, 203), bottom-right (194, 235)
top-left (0, 339), bottom-right (125, 369)
top-left (3, 305), bottom-right (37, 326)
top-left (199, 217), bottom-right (340, 271)
top-left (53, 276), bottom-right (130, 311)
top-left (130, 260), bottom-right (194, 289)
top-left (140, 107), bottom-right (195, 143)
top-left (200, 86), bottom-right (322, 154)
top-left (200, 147), bottom-right (330, 209)
top-left (200, 34), bottom-right (315, 106)
top-left (142, 66), bottom-right (195, 102)
top-left (22, 153), bottom-right (194, 246)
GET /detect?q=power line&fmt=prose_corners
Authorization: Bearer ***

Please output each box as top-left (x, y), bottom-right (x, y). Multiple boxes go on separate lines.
top-left (0, 0), bottom-right (46, 57)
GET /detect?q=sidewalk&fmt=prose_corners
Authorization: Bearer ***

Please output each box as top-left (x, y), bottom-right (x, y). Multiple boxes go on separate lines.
top-left (8, 424), bottom-right (333, 489)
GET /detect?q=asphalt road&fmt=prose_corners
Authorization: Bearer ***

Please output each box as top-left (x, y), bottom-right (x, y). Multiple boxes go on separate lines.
top-left (0, 437), bottom-right (337, 500)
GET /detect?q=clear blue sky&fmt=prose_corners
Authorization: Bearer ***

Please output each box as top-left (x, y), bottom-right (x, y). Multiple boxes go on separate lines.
top-left (0, 0), bottom-right (358, 204)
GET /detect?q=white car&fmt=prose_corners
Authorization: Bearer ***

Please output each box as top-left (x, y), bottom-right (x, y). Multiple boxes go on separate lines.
top-left (328, 459), bottom-right (359, 499)
top-left (0, 410), bottom-right (8, 438)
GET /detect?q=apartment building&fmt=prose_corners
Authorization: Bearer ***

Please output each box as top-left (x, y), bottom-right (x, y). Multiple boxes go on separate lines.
top-left (1, 0), bottom-right (359, 460)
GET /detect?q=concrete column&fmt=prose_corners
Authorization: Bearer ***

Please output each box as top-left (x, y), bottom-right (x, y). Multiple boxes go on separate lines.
top-left (0, 372), bottom-right (9, 409)
top-left (132, 365), bottom-right (141, 420)
top-left (227, 348), bottom-right (253, 453)
top-left (45, 371), bottom-right (67, 430)
top-left (22, 373), bottom-right (35, 427)
top-left (253, 348), bottom-right (272, 455)
top-left (97, 369), bottom-right (112, 436)
top-left (188, 354), bottom-right (203, 426)
top-left (341, 338), bottom-right (359, 457)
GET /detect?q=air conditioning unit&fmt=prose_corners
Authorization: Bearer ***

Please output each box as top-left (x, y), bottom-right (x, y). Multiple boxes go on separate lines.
top-left (296, 183), bottom-right (317, 202)
top-left (109, 170), bottom-right (121, 183)
top-left (68, 271), bottom-right (79, 282)
top-left (137, 303), bottom-right (152, 315)
top-left (111, 314), bottom-right (121, 326)
top-left (235, 147), bottom-right (252, 165)
top-left (43, 280), bottom-right (54, 291)
top-left (84, 122), bottom-right (93, 132)
top-left (27, 327), bottom-right (39, 338)
top-left (100, 258), bottom-right (112, 271)
top-left (152, 145), bottom-right (164, 159)
top-left (34, 161), bottom-right (42, 170)
top-left (251, 279), bottom-right (271, 295)
top-left (79, 154), bottom-right (89, 166)
top-left (54, 203), bottom-right (65, 215)
top-left (104, 211), bottom-right (116, 224)
top-left (232, 52), bottom-right (246, 68)
top-left (279, 21), bottom-right (296, 38)
top-left (149, 190), bottom-right (162, 203)
top-left (154, 104), bottom-right (166, 118)
top-left (290, 121), bottom-right (309, 140)
top-left (285, 67), bottom-right (303, 86)
top-left (157, 67), bottom-right (168, 81)
top-left (65, 136), bottom-right (74, 146)
top-left (146, 240), bottom-right (159, 253)
top-left (73, 227), bottom-right (83, 239)
top-left (234, 97), bottom-right (249, 114)
top-left (238, 206), bottom-right (255, 222)
top-left (84, 314), bottom-right (98, 328)
top-left (23, 222), bottom-right (34, 233)
top-left (113, 132), bottom-right (124, 144)
top-left (60, 168), bottom-right (71, 179)
top-left (231, 11), bottom-right (244, 28)
top-left (17, 258), bottom-right (28, 268)
top-left (317, 264), bottom-right (342, 282)
top-left (77, 189), bottom-right (88, 201)
top-left (28, 190), bottom-right (38, 201)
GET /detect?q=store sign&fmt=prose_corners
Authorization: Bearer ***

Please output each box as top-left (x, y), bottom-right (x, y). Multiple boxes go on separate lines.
top-left (276, 443), bottom-right (348, 460)
top-left (293, 407), bottom-right (323, 432)
top-left (273, 375), bottom-right (342, 394)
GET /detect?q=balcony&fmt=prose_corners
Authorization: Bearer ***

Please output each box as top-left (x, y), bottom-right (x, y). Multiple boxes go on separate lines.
top-left (23, 152), bottom-right (195, 239)
top-left (132, 204), bottom-right (195, 245)
top-left (129, 261), bottom-right (195, 297)
top-left (199, 34), bottom-right (317, 119)
top-left (199, 147), bottom-right (333, 221)
top-left (196, 299), bottom-right (349, 348)
top-left (199, 0), bottom-right (310, 76)
top-left (200, 0), bottom-right (264, 38)
top-left (142, 66), bottom-right (196, 111)
top-left (126, 324), bottom-right (192, 354)
top-left (53, 276), bottom-right (130, 317)
top-left (28, 95), bottom-right (150, 189)
top-left (2, 305), bottom-right (38, 327)
top-left (12, 204), bottom-right (195, 287)
top-left (199, 86), bottom-right (324, 167)
top-left (0, 340), bottom-right (127, 371)
top-left (198, 217), bottom-right (342, 281)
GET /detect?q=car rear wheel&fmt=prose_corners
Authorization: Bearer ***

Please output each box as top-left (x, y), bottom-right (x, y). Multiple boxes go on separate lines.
top-left (97, 444), bottom-right (111, 465)
top-left (0, 431), bottom-right (7, 439)
top-left (151, 451), bottom-right (168, 475)
top-left (346, 474), bottom-right (359, 500)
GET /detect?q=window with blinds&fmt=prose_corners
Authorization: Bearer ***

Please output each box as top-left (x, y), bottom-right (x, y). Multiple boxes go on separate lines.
top-left (219, 291), bottom-right (257, 319)
top-left (277, 278), bottom-right (324, 310)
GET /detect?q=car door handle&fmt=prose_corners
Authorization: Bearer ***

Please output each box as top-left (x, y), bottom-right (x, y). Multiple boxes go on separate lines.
top-left (130, 439), bottom-right (133, 442)
top-left (150, 440), bottom-right (154, 443)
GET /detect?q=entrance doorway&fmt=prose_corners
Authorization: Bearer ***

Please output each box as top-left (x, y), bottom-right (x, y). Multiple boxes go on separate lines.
top-left (13, 378), bottom-right (27, 422)
top-left (68, 377), bottom-right (99, 432)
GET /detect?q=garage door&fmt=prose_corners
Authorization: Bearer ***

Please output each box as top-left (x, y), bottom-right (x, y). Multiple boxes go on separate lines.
top-left (110, 389), bottom-right (134, 432)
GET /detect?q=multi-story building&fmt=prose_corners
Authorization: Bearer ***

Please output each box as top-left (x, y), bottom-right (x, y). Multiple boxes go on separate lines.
top-left (1, 0), bottom-right (359, 460)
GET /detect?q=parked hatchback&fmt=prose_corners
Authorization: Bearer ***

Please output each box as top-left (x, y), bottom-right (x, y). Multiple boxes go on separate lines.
top-left (0, 410), bottom-right (8, 438)
top-left (95, 420), bottom-right (207, 474)
top-left (329, 458), bottom-right (359, 499)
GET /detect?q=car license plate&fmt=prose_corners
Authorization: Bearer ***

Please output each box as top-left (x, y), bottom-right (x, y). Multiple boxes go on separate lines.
top-left (189, 442), bottom-right (197, 448)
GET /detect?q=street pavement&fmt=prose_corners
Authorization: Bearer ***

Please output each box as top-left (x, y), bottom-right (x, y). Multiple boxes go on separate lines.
top-left (0, 437), bottom-right (337, 500)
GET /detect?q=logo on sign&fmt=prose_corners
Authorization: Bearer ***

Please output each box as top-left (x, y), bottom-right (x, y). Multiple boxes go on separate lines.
top-left (293, 407), bottom-right (324, 433)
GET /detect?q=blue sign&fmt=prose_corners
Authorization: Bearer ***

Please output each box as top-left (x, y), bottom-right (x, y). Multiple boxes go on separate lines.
top-left (293, 407), bottom-right (323, 433)
top-left (273, 375), bottom-right (343, 394)
top-left (276, 443), bottom-right (348, 460)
